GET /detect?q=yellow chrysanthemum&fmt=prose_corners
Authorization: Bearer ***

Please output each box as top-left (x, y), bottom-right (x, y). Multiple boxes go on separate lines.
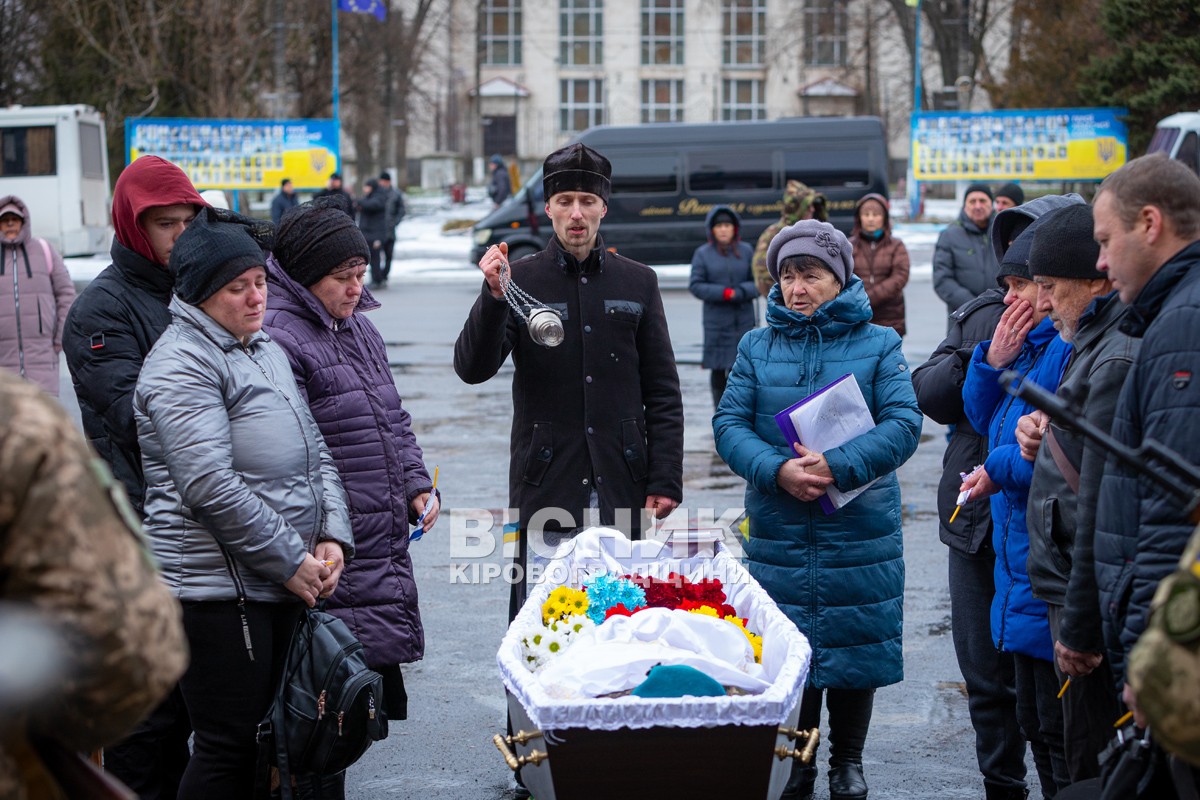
top-left (687, 605), bottom-right (720, 618)
top-left (542, 587), bottom-right (588, 624)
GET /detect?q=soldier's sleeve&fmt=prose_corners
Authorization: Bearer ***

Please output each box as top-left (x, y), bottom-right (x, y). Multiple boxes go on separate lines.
top-left (751, 225), bottom-right (777, 298)
top-left (0, 375), bottom-right (187, 753)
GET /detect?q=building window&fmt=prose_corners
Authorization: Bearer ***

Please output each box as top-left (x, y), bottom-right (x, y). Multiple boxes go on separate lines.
top-left (722, 0), bottom-right (765, 66)
top-left (482, 0), bottom-right (522, 66)
top-left (560, 0), bottom-right (603, 66)
top-left (561, 79), bottom-right (604, 133)
top-left (641, 0), bottom-right (683, 65)
top-left (722, 79), bottom-right (765, 121)
top-left (641, 79), bottom-right (684, 123)
top-left (804, 0), bottom-right (846, 66)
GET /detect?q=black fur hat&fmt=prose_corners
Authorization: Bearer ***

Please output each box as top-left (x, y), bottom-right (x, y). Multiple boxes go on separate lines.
top-left (542, 143), bottom-right (611, 203)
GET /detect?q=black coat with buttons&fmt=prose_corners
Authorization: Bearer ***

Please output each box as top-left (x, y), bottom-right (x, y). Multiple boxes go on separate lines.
top-left (454, 235), bottom-right (684, 535)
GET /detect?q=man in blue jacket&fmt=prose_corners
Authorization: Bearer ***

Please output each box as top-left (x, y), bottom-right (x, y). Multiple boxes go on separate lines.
top-left (1093, 154), bottom-right (1200, 721)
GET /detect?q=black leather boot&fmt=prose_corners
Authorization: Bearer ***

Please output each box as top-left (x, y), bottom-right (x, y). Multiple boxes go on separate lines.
top-left (983, 784), bottom-right (1029, 800)
top-left (829, 763), bottom-right (868, 800)
top-left (781, 762), bottom-right (818, 799)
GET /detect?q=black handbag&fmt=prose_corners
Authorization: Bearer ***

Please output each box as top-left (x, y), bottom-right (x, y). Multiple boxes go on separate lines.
top-left (1098, 723), bottom-right (1179, 800)
top-left (257, 602), bottom-right (388, 799)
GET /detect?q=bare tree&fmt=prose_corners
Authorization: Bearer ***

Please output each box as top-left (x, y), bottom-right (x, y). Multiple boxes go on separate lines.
top-left (0, 0), bottom-right (45, 105)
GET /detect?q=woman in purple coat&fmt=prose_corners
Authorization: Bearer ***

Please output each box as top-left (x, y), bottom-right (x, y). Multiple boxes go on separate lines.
top-left (264, 201), bottom-right (438, 795)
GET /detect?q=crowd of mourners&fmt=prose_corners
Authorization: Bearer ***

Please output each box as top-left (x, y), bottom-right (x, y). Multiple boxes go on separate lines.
top-left (1, 142), bottom-right (1199, 800)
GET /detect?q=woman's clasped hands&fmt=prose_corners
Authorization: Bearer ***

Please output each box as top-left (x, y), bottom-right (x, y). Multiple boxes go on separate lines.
top-left (286, 542), bottom-right (347, 607)
top-left (777, 442), bottom-right (834, 502)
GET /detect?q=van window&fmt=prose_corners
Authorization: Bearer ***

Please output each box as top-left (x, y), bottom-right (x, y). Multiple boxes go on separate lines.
top-left (80, 122), bottom-right (105, 180)
top-left (609, 152), bottom-right (678, 194)
top-left (0, 126), bottom-right (56, 177)
top-left (686, 150), bottom-right (773, 192)
top-left (783, 149), bottom-right (871, 190)
top-left (1147, 126), bottom-right (1180, 155)
top-left (1176, 132), bottom-right (1199, 174)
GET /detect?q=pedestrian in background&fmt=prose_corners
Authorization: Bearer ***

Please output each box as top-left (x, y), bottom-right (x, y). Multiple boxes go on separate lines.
top-left (0, 369), bottom-right (187, 799)
top-left (270, 178), bottom-right (298, 225)
top-left (135, 208), bottom-right (353, 799)
top-left (265, 200), bottom-right (438, 798)
top-left (62, 155), bottom-right (207, 798)
top-left (488, 154), bottom-right (512, 207)
top-left (995, 182), bottom-right (1025, 212)
top-left (358, 178), bottom-right (391, 290)
top-left (960, 215), bottom-right (1075, 799)
top-left (751, 179), bottom-right (826, 297)
top-left (850, 193), bottom-right (909, 336)
top-left (1016, 203), bottom-right (1133, 784)
top-left (0, 195), bottom-right (75, 395)
top-left (933, 183), bottom-right (998, 325)
top-left (688, 204), bottom-right (756, 408)
top-left (714, 221), bottom-right (922, 800)
top-left (377, 171), bottom-right (405, 284)
top-left (315, 172), bottom-right (355, 218)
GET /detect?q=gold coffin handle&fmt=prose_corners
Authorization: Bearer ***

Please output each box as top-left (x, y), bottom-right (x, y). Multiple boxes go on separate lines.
top-left (775, 727), bottom-right (821, 764)
top-left (492, 733), bottom-right (549, 772)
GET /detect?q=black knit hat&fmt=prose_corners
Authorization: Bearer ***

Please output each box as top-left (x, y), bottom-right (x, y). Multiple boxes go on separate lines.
top-left (964, 182), bottom-right (994, 202)
top-left (1029, 205), bottom-right (1104, 280)
top-left (996, 182), bottom-right (1025, 206)
top-left (996, 225), bottom-right (1037, 285)
top-left (170, 207), bottom-right (273, 305)
top-left (274, 200), bottom-right (370, 287)
top-left (543, 143), bottom-right (611, 203)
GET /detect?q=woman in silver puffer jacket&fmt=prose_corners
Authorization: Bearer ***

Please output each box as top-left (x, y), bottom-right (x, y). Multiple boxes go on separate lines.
top-left (134, 208), bottom-right (353, 799)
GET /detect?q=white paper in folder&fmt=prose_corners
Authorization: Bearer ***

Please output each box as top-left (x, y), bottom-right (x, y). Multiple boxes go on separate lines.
top-left (775, 372), bottom-right (878, 513)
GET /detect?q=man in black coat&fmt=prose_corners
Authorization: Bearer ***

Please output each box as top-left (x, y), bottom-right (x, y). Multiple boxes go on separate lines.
top-left (454, 142), bottom-right (684, 621)
top-left (62, 154), bottom-right (207, 799)
top-left (377, 171), bottom-right (405, 284)
top-left (358, 178), bottom-right (391, 290)
top-left (270, 177), bottom-right (298, 225)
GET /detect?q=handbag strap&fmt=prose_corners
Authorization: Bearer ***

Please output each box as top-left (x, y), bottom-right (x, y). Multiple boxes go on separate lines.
top-left (1046, 427), bottom-right (1081, 494)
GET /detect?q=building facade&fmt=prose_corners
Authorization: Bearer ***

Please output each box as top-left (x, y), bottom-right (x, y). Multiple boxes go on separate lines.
top-left (407, 0), bottom-right (1011, 185)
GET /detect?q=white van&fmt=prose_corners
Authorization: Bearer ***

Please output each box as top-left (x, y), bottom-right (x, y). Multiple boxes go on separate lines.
top-left (0, 105), bottom-right (112, 256)
top-left (1147, 111), bottom-right (1200, 175)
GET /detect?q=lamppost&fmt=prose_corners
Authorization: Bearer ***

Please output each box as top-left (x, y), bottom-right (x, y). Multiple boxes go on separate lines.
top-left (906, 0), bottom-right (923, 221)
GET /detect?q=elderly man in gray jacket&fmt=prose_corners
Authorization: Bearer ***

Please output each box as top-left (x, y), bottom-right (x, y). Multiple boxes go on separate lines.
top-left (933, 183), bottom-right (998, 328)
top-left (1015, 203), bottom-right (1138, 783)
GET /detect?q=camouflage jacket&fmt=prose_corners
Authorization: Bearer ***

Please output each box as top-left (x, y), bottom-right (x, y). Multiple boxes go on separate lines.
top-left (0, 371), bottom-right (187, 800)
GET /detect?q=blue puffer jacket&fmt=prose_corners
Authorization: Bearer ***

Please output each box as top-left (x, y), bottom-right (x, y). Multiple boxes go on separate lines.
top-left (963, 316), bottom-right (1071, 661)
top-left (714, 278), bottom-right (922, 690)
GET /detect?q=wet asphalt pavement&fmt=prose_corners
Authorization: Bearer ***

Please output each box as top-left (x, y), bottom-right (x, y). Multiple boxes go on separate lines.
top-left (335, 264), bottom-right (1040, 800)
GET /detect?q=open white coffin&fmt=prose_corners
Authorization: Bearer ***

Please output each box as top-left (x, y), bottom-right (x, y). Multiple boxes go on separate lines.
top-left (495, 528), bottom-right (813, 800)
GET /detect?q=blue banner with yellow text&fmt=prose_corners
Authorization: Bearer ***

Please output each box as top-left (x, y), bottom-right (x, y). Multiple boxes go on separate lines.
top-left (911, 108), bottom-right (1128, 182)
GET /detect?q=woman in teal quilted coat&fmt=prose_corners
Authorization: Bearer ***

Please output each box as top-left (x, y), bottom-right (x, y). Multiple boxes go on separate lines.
top-left (714, 220), bottom-right (922, 800)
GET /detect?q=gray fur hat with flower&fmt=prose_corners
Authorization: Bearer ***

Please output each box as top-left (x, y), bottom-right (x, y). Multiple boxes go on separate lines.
top-left (765, 219), bottom-right (854, 286)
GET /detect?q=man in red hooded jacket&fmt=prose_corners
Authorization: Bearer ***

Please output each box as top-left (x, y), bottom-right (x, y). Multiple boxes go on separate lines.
top-left (63, 155), bottom-right (206, 799)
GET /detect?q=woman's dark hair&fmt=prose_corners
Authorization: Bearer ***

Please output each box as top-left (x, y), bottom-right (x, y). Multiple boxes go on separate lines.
top-left (778, 254), bottom-right (840, 284)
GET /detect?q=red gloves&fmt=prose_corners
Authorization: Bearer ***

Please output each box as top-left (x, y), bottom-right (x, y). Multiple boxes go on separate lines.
top-left (723, 287), bottom-right (736, 301)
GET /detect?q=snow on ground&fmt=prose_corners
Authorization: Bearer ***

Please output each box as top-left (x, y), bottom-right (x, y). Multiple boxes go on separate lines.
top-left (66, 191), bottom-right (962, 287)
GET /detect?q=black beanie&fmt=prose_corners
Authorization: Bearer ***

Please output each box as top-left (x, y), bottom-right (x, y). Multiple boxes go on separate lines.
top-left (964, 182), bottom-right (994, 202)
top-left (274, 200), bottom-right (371, 287)
top-left (170, 207), bottom-right (273, 305)
top-left (543, 143), bottom-right (611, 203)
top-left (996, 182), bottom-right (1025, 206)
top-left (996, 224), bottom-right (1037, 285)
top-left (1029, 205), bottom-right (1104, 280)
